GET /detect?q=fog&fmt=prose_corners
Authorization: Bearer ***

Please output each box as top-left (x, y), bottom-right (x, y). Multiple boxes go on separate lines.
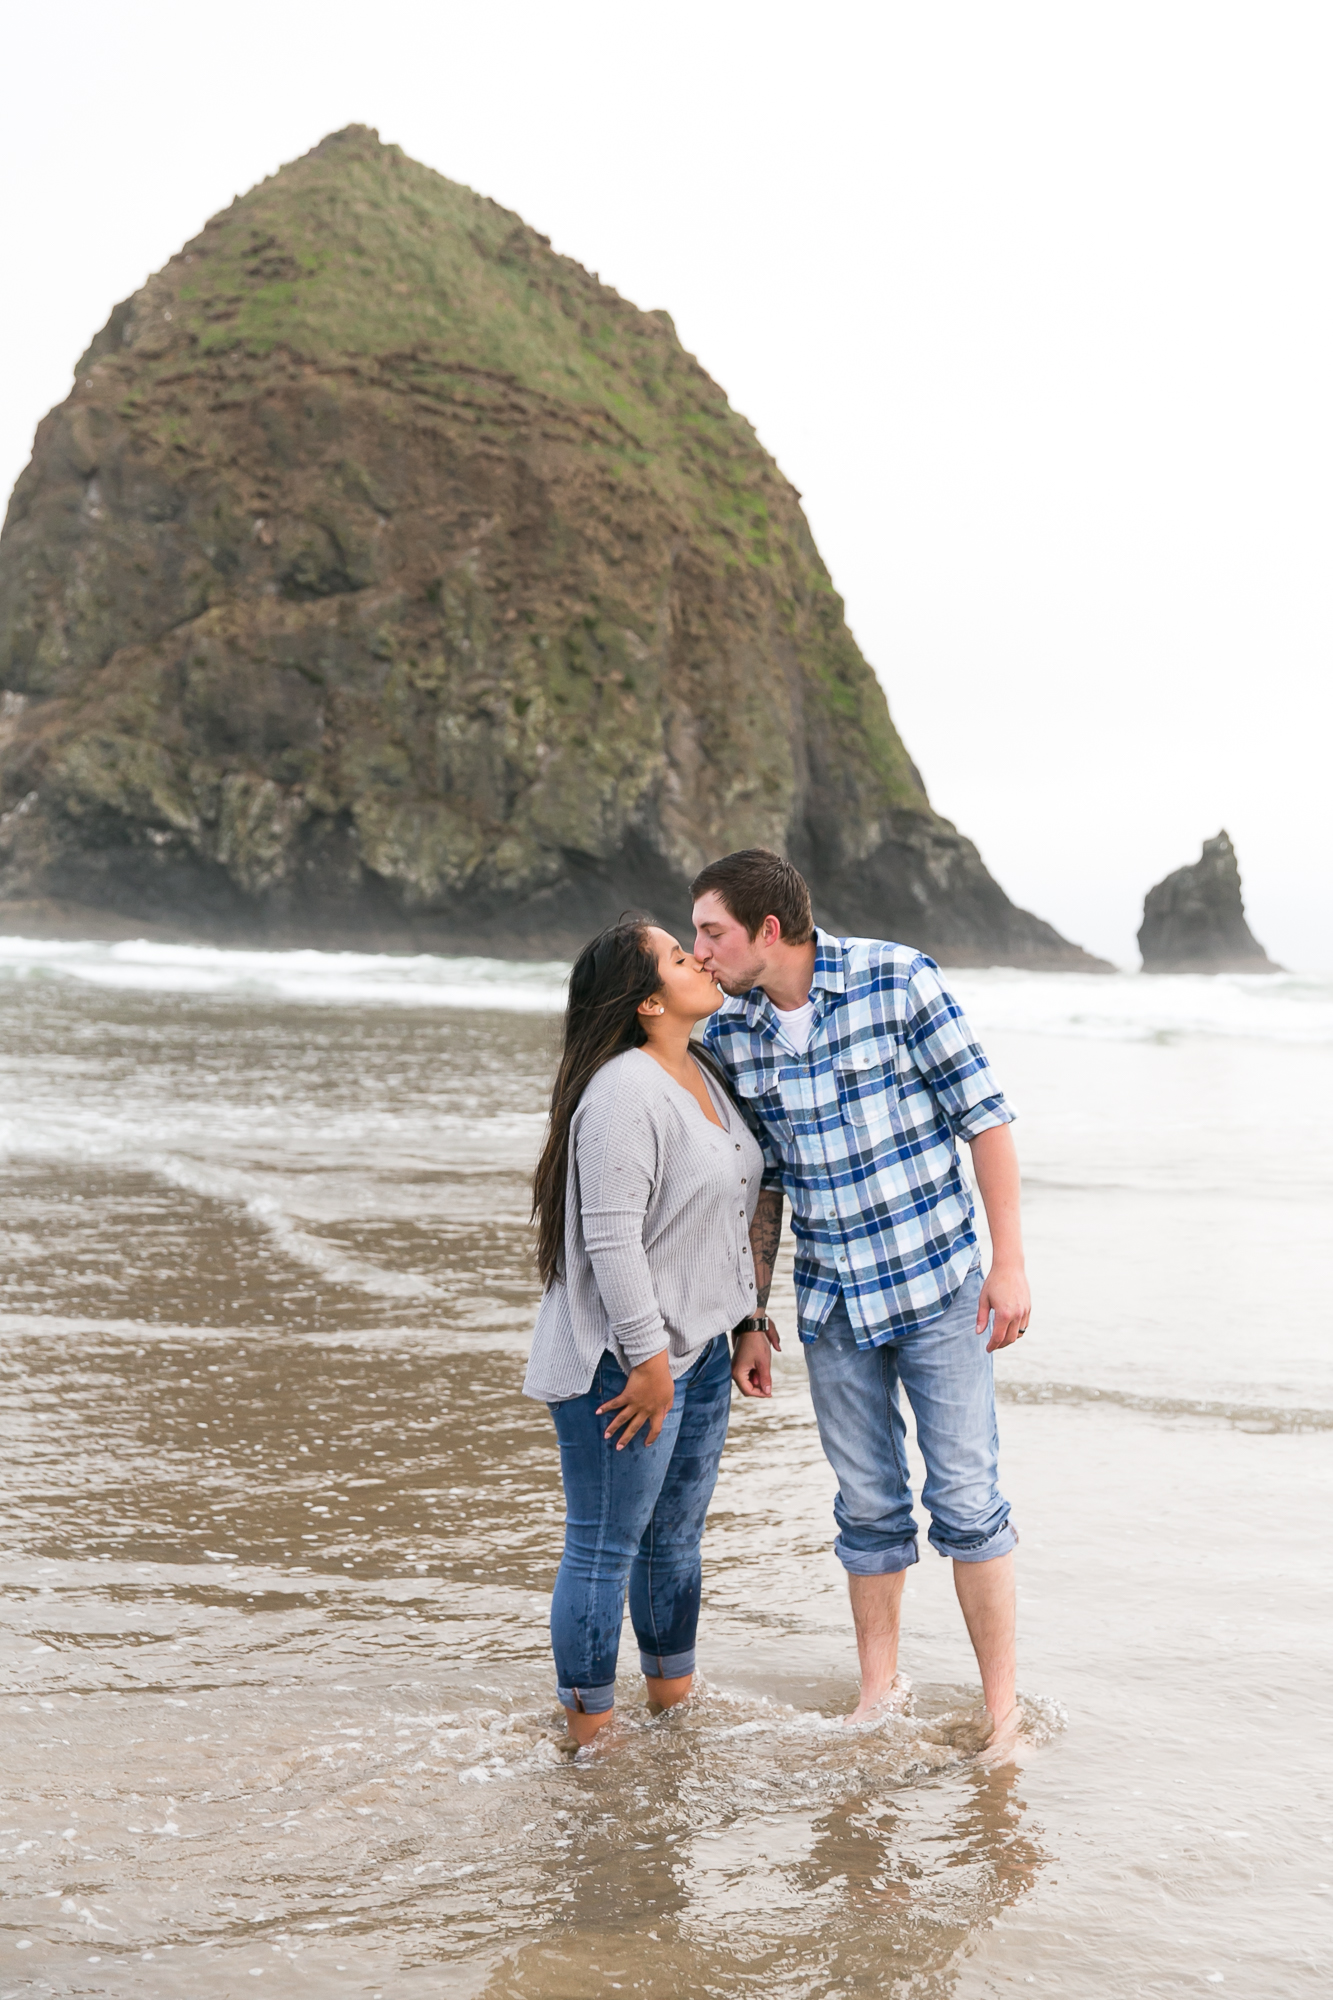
top-left (3, 1), bottom-right (1328, 966)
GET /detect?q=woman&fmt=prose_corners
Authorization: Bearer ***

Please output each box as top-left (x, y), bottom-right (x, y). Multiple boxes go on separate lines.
top-left (525, 918), bottom-right (766, 1745)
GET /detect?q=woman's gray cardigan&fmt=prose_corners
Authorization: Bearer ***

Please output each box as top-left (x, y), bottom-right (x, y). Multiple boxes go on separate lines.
top-left (523, 1047), bottom-right (765, 1403)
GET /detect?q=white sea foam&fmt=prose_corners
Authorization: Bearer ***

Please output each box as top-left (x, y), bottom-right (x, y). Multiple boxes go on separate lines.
top-left (0, 1109), bottom-right (447, 1302)
top-left (946, 965), bottom-right (1333, 1045)
top-left (0, 936), bottom-right (570, 1011)
top-left (2, 934), bottom-right (1331, 1042)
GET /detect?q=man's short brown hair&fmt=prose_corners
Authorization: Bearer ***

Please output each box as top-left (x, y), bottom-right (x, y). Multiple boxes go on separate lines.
top-left (690, 848), bottom-right (815, 944)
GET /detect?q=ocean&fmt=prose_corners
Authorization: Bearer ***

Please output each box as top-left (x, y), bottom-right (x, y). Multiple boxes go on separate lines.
top-left (1, 939), bottom-right (1329, 1997)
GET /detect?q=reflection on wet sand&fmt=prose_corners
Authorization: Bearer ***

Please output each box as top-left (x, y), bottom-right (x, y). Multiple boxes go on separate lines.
top-left (487, 1749), bottom-right (1045, 1999)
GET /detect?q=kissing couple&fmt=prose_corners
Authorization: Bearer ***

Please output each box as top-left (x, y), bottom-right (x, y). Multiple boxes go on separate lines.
top-left (524, 848), bottom-right (1031, 1761)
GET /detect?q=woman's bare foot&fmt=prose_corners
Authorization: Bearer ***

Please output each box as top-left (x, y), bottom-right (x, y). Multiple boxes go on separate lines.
top-left (845, 1671), bottom-right (912, 1724)
top-left (975, 1700), bottom-right (1025, 1766)
top-left (645, 1671), bottom-right (693, 1716)
top-left (563, 1703), bottom-right (615, 1748)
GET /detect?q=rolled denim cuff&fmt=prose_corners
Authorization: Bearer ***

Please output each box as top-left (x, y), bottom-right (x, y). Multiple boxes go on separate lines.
top-left (638, 1646), bottom-right (696, 1680)
top-left (833, 1533), bottom-right (920, 1576)
top-left (556, 1680), bottom-right (617, 1714)
top-left (928, 1517), bottom-right (1017, 1563)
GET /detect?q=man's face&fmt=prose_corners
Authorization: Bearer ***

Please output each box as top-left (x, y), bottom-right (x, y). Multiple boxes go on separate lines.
top-left (692, 891), bottom-right (768, 997)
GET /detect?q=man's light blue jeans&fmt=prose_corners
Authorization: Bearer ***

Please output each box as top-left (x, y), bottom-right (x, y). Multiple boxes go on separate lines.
top-left (803, 1267), bottom-right (1016, 1574)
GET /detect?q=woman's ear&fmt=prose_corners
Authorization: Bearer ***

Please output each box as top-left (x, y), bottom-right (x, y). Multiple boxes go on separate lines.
top-left (637, 995), bottom-right (666, 1017)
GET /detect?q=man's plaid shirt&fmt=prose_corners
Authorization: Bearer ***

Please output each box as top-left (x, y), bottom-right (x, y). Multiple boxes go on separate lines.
top-left (703, 928), bottom-right (1014, 1346)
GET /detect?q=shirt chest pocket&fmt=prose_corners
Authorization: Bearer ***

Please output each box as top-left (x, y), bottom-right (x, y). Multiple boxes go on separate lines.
top-left (732, 1065), bottom-right (794, 1146)
top-left (833, 1036), bottom-right (910, 1127)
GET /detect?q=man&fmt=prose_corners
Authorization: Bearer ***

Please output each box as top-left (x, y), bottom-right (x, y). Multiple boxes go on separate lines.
top-left (693, 848), bottom-right (1030, 1758)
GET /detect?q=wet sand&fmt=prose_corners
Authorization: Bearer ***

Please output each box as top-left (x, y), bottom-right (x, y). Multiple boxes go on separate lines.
top-left (1, 964), bottom-right (1329, 1996)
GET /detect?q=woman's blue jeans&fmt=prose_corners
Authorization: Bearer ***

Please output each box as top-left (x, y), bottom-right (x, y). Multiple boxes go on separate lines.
top-left (547, 1335), bottom-right (731, 1713)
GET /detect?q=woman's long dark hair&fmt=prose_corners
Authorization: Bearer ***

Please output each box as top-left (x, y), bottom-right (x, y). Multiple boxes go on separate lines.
top-left (532, 919), bottom-right (662, 1287)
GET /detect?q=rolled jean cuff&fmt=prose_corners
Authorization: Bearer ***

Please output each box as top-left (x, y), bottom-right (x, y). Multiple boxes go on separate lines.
top-left (556, 1680), bottom-right (617, 1714)
top-left (833, 1533), bottom-right (920, 1576)
top-left (928, 1518), bottom-right (1017, 1564)
top-left (638, 1646), bottom-right (696, 1680)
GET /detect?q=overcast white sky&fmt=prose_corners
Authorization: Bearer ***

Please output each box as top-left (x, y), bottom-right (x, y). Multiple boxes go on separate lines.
top-left (3, 1), bottom-right (1329, 967)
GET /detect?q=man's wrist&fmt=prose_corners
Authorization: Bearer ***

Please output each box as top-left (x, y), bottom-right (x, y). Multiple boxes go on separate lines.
top-left (732, 1314), bottom-right (770, 1337)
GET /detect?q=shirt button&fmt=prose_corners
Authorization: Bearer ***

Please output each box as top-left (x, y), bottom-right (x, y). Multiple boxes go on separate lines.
top-left (740, 1177), bottom-right (747, 1185)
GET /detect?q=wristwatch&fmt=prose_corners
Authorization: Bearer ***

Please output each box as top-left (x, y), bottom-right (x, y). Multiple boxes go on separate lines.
top-left (733, 1314), bottom-right (770, 1335)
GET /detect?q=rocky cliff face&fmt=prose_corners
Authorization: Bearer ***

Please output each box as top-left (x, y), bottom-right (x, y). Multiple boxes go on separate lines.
top-left (1138, 832), bottom-right (1280, 973)
top-left (0, 126), bottom-right (1105, 966)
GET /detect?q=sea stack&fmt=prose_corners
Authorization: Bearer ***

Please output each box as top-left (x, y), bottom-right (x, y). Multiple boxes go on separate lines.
top-left (0, 125), bottom-right (1106, 966)
top-left (1138, 832), bottom-right (1281, 974)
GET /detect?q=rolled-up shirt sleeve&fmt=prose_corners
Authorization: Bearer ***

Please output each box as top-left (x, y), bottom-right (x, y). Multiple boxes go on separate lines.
top-left (574, 1090), bottom-right (669, 1366)
top-left (902, 956), bottom-right (1014, 1141)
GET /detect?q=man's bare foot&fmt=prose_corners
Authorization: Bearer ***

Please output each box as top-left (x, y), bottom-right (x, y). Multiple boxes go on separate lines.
top-left (563, 1704), bottom-right (615, 1748)
top-left (975, 1700), bottom-right (1025, 1766)
top-left (845, 1672), bottom-right (912, 1724)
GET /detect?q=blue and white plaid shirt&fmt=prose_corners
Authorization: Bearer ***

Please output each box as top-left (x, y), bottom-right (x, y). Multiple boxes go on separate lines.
top-left (703, 928), bottom-right (1014, 1346)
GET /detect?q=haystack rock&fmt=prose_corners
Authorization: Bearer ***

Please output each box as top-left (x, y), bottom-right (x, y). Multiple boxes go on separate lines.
top-left (1138, 832), bottom-right (1281, 973)
top-left (0, 125), bottom-right (1107, 965)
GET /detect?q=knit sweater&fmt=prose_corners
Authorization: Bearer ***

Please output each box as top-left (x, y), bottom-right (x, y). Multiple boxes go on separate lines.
top-left (523, 1047), bottom-right (765, 1403)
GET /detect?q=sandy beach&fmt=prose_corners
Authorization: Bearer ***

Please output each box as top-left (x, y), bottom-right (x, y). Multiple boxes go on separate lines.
top-left (1, 943), bottom-right (1329, 1997)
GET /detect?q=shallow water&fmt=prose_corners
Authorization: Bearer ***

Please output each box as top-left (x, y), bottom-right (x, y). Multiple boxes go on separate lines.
top-left (1, 950), bottom-right (1330, 1996)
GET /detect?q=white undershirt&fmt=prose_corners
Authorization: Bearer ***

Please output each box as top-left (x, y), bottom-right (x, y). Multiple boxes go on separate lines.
top-left (773, 995), bottom-right (816, 1055)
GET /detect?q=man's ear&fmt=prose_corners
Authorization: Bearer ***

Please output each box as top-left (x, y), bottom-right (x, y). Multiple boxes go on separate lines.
top-left (761, 914), bottom-right (783, 949)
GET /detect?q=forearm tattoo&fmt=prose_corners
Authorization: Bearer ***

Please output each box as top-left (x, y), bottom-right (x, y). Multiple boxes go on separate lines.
top-left (749, 1189), bottom-right (783, 1310)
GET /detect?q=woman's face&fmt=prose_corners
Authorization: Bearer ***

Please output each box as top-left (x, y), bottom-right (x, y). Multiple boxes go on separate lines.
top-left (640, 927), bottom-right (724, 1024)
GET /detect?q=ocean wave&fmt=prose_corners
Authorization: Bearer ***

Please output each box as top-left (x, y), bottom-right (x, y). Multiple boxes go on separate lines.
top-left (1, 935), bottom-right (1331, 1041)
top-left (998, 1378), bottom-right (1333, 1431)
top-left (945, 966), bottom-right (1333, 1045)
top-left (0, 937), bottom-right (569, 1011)
top-left (0, 1111), bottom-right (449, 1304)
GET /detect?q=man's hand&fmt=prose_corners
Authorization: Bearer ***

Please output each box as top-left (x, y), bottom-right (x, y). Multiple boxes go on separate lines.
top-left (597, 1350), bottom-right (675, 1448)
top-left (732, 1319), bottom-right (780, 1397)
top-left (976, 1264), bottom-right (1030, 1352)
top-left (967, 1125), bottom-right (1030, 1352)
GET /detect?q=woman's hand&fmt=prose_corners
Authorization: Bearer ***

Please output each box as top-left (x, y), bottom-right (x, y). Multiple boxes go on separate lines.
top-left (597, 1349), bottom-right (675, 1449)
